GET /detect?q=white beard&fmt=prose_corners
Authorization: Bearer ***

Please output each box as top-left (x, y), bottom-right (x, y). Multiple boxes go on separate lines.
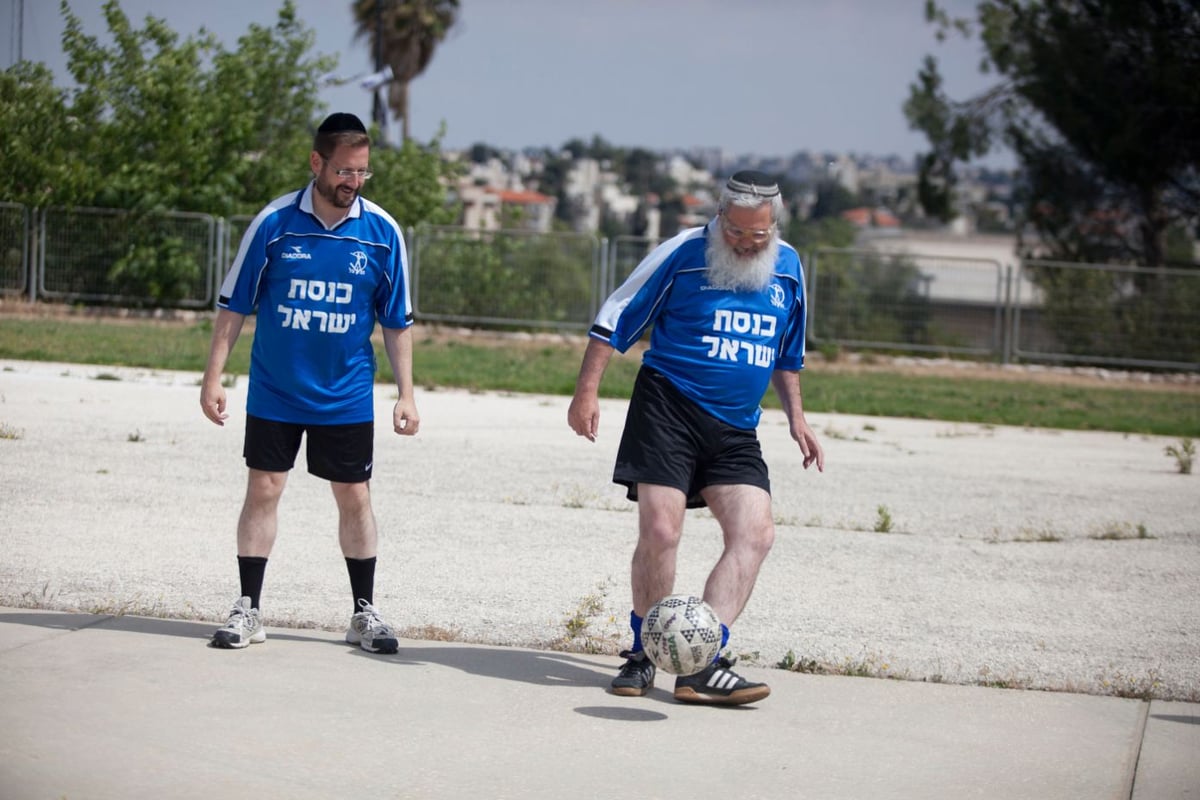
top-left (705, 232), bottom-right (779, 292)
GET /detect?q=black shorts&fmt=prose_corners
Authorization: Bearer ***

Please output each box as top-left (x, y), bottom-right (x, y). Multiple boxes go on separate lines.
top-left (613, 367), bottom-right (770, 509)
top-left (243, 415), bottom-right (374, 483)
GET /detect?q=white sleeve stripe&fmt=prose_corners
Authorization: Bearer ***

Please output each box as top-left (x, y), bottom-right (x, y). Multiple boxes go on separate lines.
top-left (219, 190), bottom-right (301, 300)
top-left (593, 226), bottom-right (705, 334)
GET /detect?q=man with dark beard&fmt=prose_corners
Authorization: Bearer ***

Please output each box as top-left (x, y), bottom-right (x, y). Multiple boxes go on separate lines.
top-left (200, 113), bottom-right (418, 655)
top-left (568, 171), bottom-right (824, 705)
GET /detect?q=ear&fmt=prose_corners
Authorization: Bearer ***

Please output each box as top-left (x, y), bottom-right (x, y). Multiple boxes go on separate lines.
top-left (309, 151), bottom-right (323, 175)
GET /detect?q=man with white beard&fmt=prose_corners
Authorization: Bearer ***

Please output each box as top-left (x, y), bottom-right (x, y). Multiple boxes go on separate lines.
top-left (568, 171), bottom-right (824, 705)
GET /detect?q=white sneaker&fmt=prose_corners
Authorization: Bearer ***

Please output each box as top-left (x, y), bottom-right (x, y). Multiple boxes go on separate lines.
top-left (211, 596), bottom-right (266, 649)
top-left (346, 598), bottom-right (399, 654)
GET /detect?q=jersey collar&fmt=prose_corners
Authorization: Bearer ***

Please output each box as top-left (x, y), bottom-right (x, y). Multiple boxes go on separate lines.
top-left (299, 181), bottom-right (363, 230)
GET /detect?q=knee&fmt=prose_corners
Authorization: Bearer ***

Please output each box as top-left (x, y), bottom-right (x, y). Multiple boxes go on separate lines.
top-left (246, 470), bottom-right (287, 503)
top-left (757, 523), bottom-right (776, 555)
top-left (331, 481), bottom-right (372, 513)
top-left (639, 517), bottom-right (682, 554)
top-left (742, 520), bottom-right (776, 559)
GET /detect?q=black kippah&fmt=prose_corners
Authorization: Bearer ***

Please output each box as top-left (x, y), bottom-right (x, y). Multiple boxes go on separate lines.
top-left (317, 112), bottom-right (367, 134)
top-left (726, 170), bottom-right (780, 198)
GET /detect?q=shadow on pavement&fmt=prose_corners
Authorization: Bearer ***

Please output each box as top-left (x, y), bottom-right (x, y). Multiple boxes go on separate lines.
top-left (0, 610), bottom-right (332, 644)
top-left (1151, 714), bottom-right (1200, 725)
top-left (1, 610), bottom-right (752, 716)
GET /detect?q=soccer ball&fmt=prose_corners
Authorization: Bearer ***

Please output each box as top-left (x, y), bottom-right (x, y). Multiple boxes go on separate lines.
top-left (642, 594), bottom-right (723, 676)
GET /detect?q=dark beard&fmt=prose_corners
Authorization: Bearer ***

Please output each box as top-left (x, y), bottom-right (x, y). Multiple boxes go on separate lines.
top-left (315, 178), bottom-right (357, 209)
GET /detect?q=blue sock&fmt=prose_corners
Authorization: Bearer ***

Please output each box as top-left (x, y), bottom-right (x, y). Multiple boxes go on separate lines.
top-left (631, 610), bottom-right (644, 652)
top-left (715, 624), bottom-right (730, 663)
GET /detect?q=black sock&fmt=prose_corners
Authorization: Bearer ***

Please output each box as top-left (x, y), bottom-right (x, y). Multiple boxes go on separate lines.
top-left (237, 556), bottom-right (268, 610)
top-left (345, 556), bottom-right (377, 613)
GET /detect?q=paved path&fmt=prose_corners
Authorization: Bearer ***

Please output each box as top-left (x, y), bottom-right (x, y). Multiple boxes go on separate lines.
top-left (1, 607), bottom-right (1197, 799)
top-left (0, 359), bottom-right (1197, 797)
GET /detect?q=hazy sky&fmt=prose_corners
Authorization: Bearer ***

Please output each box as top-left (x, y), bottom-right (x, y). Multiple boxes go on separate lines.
top-left (8, 0), bottom-right (1006, 163)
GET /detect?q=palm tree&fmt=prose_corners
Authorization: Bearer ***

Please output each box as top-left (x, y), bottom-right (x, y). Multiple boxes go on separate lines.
top-left (351, 0), bottom-right (459, 143)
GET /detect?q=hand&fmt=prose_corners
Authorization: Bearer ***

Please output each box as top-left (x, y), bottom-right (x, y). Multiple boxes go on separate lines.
top-left (200, 381), bottom-right (228, 426)
top-left (393, 398), bottom-right (420, 436)
top-left (567, 392), bottom-right (600, 442)
top-left (794, 421), bottom-right (825, 472)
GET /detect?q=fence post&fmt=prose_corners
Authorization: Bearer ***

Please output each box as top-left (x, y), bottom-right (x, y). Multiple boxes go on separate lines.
top-left (1001, 262), bottom-right (1013, 365)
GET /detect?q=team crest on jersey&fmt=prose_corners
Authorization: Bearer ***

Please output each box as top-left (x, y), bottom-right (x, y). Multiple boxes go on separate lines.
top-left (348, 250), bottom-right (368, 275)
top-left (768, 283), bottom-right (786, 309)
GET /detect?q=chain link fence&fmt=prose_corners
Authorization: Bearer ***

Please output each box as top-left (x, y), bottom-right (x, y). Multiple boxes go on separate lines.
top-left (37, 207), bottom-right (218, 307)
top-left (4, 201), bottom-right (1199, 371)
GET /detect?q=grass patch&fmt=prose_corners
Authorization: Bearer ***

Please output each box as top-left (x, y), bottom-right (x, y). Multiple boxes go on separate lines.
top-left (547, 580), bottom-right (621, 655)
top-left (805, 373), bottom-right (1200, 436)
top-left (1089, 522), bottom-right (1154, 541)
top-left (777, 649), bottom-right (907, 680)
top-left (873, 505), bottom-right (894, 533)
top-left (399, 623), bottom-right (463, 642)
top-left (1012, 526), bottom-right (1065, 543)
top-left (2, 316), bottom-right (1198, 436)
top-left (1164, 437), bottom-right (1195, 474)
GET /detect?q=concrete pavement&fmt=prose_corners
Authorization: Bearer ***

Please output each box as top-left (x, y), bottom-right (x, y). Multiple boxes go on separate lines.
top-left (1, 607), bottom-right (1196, 800)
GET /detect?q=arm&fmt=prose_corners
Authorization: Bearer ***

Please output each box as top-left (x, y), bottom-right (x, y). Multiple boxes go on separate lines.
top-left (771, 369), bottom-right (824, 472)
top-left (567, 338), bottom-right (616, 442)
top-left (200, 308), bottom-right (247, 426)
top-left (382, 324), bottom-right (420, 436)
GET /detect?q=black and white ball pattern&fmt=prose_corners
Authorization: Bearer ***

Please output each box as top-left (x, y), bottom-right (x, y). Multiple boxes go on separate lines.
top-left (642, 594), bottom-right (722, 676)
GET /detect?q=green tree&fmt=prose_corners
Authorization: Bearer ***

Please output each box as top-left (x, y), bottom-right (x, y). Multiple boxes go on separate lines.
top-left (0, 62), bottom-right (91, 207)
top-left (51, 0), bottom-right (334, 216)
top-left (904, 0), bottom-right (1200, 268)
top-left (809, 179), bottom-right (860, 220)
top-left (906, 0), bottom-right (1200, 366)
top-left (211, 4), bottom-right (338, 215)
top-left (367, 126), bottom-right (462, 227)
top-left (351, 0), bottom-right (459, 143)
top-left (1, 1), bottom-right (456, 304)
top-left (621, 147), bottom-right (674, 197)
top-left (412, 228), bottom-right (594, 325)
top-left (810, 251), bottom-right (935, 347)
top-left (784, 216), bottom-right (858, 258)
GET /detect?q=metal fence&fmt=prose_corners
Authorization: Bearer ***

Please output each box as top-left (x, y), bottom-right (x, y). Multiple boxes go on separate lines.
top-left (1013, 260), bottom-right (1200, 370)
top-left (808, 247), bottom-right (1008, 359)
top-left (0, 202), bottom-right (29, 297)
top-left (410, 226), bottom-right (604, 330)
top-left (26, 206), bottom-right (220, 307)
top-left (4, 201), bottom-right (1199, 371)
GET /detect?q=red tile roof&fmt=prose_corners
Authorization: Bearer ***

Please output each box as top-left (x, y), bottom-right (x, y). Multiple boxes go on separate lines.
top-left (494, 190), bottom-right (553, 205)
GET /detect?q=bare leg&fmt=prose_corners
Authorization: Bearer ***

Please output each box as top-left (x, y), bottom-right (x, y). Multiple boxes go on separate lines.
top-left (237, 469), bottom-right (288, 557)
top-left (697, 483), bottom-right (776, 626)
top-left (331, 481), bottom-right (377, 559)
top-left (630, 484), bottom-right (688, 615)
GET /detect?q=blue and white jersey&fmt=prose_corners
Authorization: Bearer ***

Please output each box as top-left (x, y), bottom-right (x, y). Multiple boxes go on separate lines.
top-left (590, 221), bottom-right (807, 429)
top-left (219, 183), bottom-right (412, 425)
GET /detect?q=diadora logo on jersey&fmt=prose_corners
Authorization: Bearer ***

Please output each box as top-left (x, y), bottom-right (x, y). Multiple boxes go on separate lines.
top-left (281, 245), bottom-right (312, 260)
top-left (768, 283), bottom-right (786, 309)
top-left (349, 251), bottom-right (368, 275)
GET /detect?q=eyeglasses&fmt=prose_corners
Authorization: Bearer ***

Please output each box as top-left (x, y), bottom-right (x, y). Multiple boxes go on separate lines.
top-left (332, 167), bottom-right (373, 181)
top-left (720, 215), bottom-right (773, 244)
top-left (321, 157), bottom-right (373, 181)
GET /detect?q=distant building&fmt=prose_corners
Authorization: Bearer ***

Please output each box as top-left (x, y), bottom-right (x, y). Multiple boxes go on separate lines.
top-left (457, 184), bottom-right (556, 232)
top-left (494, 189), bottom-right (556, 232)
top-left (679, 194), bottom-right (712, 228)
top-left (841, 206), bottom-right (901, 230)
